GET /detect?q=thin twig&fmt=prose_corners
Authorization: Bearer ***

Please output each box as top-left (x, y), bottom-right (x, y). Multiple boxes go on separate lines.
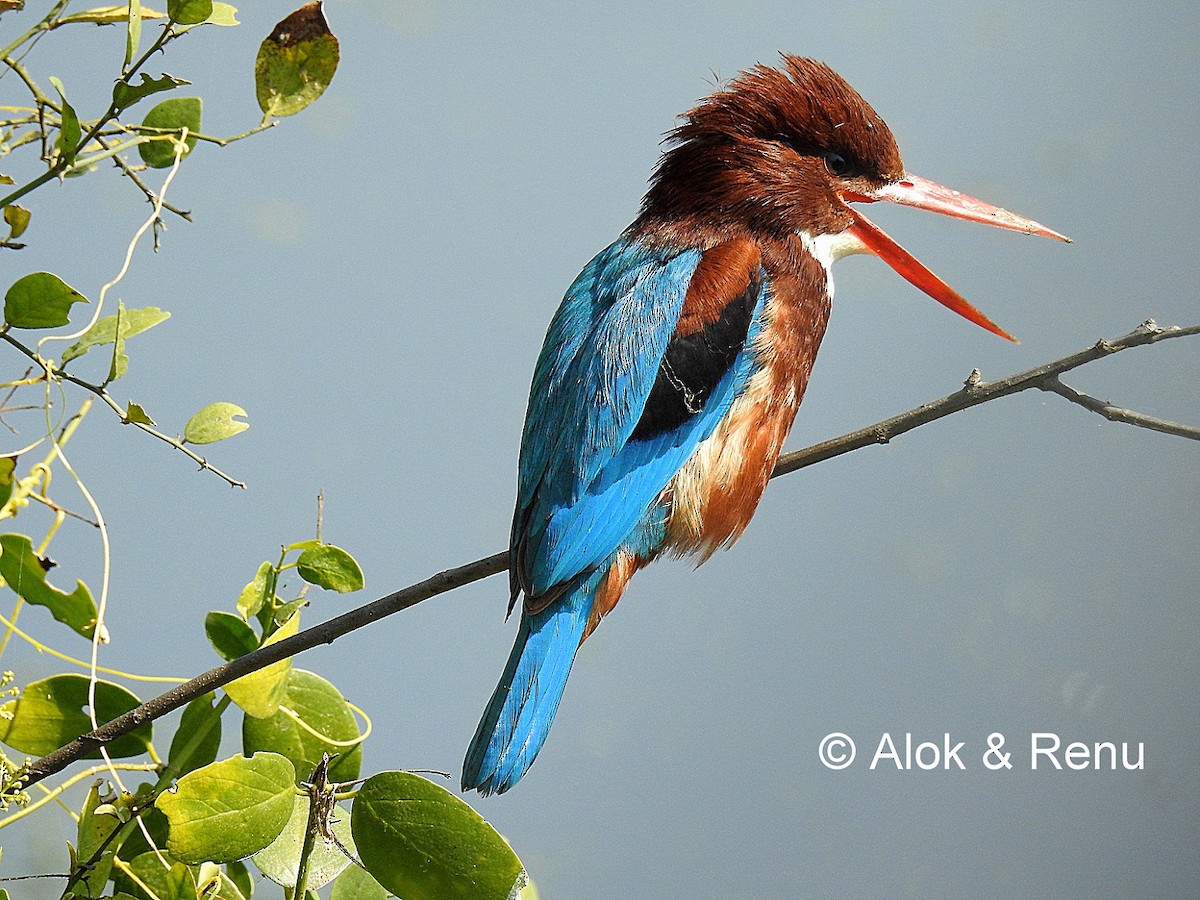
top-left (0, 333), bottom-right (246, 488)
top-left (93, 134), bottom-right (193, 221)
top-left (120, 121), bottom-right (278, 147)
top-left (0, 20), bottom-right (179, 210)
top-left (16, 321), bottom-right (1198, 788)
top-left (1039, 375), bottom-right (1200, 441)
top-left (773, 319), bottom-right (1200, 476)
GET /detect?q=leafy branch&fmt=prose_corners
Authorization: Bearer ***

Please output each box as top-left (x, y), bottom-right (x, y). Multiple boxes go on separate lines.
top-left (19, 319), bottom-right (1198, 788)
top-left (0, 329), bottom-right (250, 488)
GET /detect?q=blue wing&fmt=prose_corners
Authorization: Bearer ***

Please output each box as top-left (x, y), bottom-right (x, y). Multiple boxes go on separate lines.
top-left (511, 236), bottom-right (768, 602)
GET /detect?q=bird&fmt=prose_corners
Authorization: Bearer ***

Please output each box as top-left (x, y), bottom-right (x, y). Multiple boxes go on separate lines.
top-left (462, 55), bottom-right (1067, 795)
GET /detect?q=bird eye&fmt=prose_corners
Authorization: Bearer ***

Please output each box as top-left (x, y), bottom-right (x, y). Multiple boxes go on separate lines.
top-left (823, 151), bottom-right (853, 177)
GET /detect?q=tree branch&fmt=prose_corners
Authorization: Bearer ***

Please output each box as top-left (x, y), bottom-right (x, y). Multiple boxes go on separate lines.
top-left (0, 332), bottom-right (247, 488)
top-left (17, 320), bottom-right (1198, 788)
top-left (773, 319), bottom-right (1199, 476)
top-left (1039, 375), bottom-right (1200, 441)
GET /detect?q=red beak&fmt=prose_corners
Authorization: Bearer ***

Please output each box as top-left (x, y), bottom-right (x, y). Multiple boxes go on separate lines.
top-left (842, 173), bottom-right (1070, 343)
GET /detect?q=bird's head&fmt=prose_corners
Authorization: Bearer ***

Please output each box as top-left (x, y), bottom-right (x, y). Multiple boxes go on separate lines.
top-left (637, 55), bottom-right (1069, 341)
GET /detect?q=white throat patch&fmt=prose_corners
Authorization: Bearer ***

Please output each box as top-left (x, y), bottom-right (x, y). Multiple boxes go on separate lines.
top-left (798, 229), bottom-right (870, 301)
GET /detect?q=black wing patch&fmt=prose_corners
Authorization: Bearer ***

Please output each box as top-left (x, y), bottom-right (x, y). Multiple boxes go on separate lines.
top-left (629, 272), bottom-right (761, 443)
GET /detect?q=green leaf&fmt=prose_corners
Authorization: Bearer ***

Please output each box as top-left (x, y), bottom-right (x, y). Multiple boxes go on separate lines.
top-left (156, 752), bottom-right (295, 864)
top-left (225, 860), bottom-right (254, 899)
top-left (255, 3), bottom-right (339, 118)
top-left (163, 862), bottom-right (201, 900)
top-left (224, 611), bottom-right (299, 718)
top-left (183, 401), bottom-right (248, 444)
top-left (113, 72), bottom-right (189, 114)
top-left (105, 300), bottom-right (130, 382)
top-left (124, 401), bottom-right (156, 425)
top-left (54, 302), bottom-right (171, 381)
top-left (77, 784), bottom-right (121, 894)
top-left (60, 305), bottom-right (170, 365)
top-left (55, 5), bottom-right (168, 26)
top-left (253, 792), bottom-right (354, 889)
top-left (242, 669), bottom-right (362, 786)
top-left (237, 560), bottom-right (274, 619)
top-left (4, 271), bottom-right (89, 329)
top-left (205, 610), bottom-right (258, 660)
top-left (49, 76), bottom-right (81, 165)
top-left (351, 772), bottom-right (529, 900)
top-left (285, 539), bottom-right (321, 553)
top-left (168, 0), bottom-right (211, 25)
top-left (111, 802), bottom-right (170, 872)
top-left (0, 457), bottom-right (16, 509)
top-left (138, 97), bottom-right (202, 168)
top-left (0, 673), bottom-right (152, 757)
top-left (168, 693), bottom-right (223, 777)
top-left (117, 855), bottom-right (231, 900)
top-left (295, 545), bottom-right (363, 594)
top-left (271, 597), bottom-right (306, 629)
top-left (117, 860), bottom-right (220, 900)
top-left (3, 204), bottom-right (30, 240)
top-left (126, 0), bottom-right (142, 66)
top-left (330, 864), bottom-right (391, 900)
top-left (0, 532), bottom-right (97, 638)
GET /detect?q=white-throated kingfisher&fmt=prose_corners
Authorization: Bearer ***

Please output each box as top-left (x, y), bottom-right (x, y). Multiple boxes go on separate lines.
top-left (463, 56), bottom-right (1067, 794)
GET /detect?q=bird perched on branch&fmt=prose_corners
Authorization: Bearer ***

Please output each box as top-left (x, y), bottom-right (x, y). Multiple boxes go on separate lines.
top-left (463, 55), bottom-right (1066, 794)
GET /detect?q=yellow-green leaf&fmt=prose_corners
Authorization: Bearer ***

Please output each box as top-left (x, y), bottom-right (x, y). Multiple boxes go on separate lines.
top-left (56, 4), bottom-right (168, 26)
top-left (4, 271), bottom-right (88, 329)
top-left (156, 752), bottom-right (295, 864)
top-left (183, 401), bottom-right (248, 444)
top-left (206, 1), bottom-right (237, 26)
top-left (236, 560), bottom-right (273, 619)
top-left (242, 668), bottom-right (362, 786)
top-left (224, 611), bottom-right (298, 718)
top-left (124, 401), bottom-right (156, 425)
top-left (330, 864), bottom-right (391, 900)
top-left (255, 2), bottom-right (339, 118)
top-left (295, 544), bottom-right (363, 593)
top-left (0, 457), bottom-right (16, 509)
top-left (126, 0), bottom-right (142, 66)
top-left (253, 792), bottom-right (354, 889)
top-left (49, 76), bottom-right (80, 165)
top-left (3, 204), bottom-right (30, 240)
top-left (61, 305), bottom-right (169, 365)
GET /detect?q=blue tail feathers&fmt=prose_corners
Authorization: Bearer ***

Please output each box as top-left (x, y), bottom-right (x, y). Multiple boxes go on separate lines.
top-left (462, 571), bottom-right (600, 795)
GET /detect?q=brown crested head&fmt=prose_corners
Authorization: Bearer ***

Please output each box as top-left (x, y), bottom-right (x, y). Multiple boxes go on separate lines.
top-left (634, 55), bottom-right (905, 241)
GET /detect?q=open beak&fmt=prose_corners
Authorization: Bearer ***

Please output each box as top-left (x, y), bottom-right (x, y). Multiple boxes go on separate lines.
top-left (841, 173), bottom-right (1070, 343)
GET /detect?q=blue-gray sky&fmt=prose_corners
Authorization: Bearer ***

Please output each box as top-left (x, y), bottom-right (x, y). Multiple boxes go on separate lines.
top-left (4, 2), bottom-right (1198, 897)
